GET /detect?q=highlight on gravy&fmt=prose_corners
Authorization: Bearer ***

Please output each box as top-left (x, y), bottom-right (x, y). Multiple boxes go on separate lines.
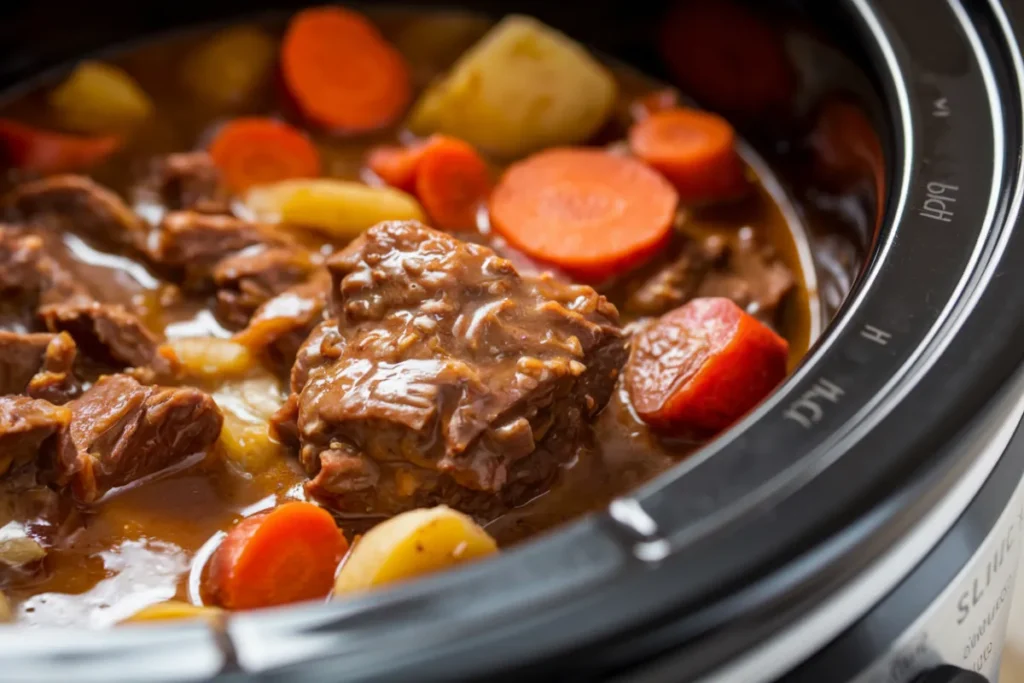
top-left (0, 2), bottom-right (877, 627)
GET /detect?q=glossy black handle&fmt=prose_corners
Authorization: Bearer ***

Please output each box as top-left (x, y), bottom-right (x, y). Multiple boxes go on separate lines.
top-left (912, 665), bottom-right (988, 683)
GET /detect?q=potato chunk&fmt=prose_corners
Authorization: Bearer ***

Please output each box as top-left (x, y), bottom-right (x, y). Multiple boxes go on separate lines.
top-left (212, 373), bottom-right (286, 475)
top-left (334, 506), bottom-right (497, 594)
top-left (0, 591), bottom-right (11, 623)
top-left (407, 15), bottom-right (617, 158)
top-left (244, 179), bottom-right (424, 242)
top-left (181, 26), bottom-right (276, 108)
top-left (49, 61), bottom-right (153, 134)
top-left (165, 337), bottom-right (256, 380)
top-left (123, 601), bottom-right (221, 624)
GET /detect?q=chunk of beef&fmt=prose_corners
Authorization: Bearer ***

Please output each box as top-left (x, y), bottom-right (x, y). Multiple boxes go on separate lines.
top-left (53, 374), bottom-right (223, 503)
top-left (0, 228), bottom-right (88, 309)
top-left (0, 395), bottom-right (70, 478)
top-left (39, 301), bottom-right (175, 379)
top-left (149, 211), bottom-right (291, 286)
top-left (137, 152), bottom-right (230, 214)
top-left (624, 235), bottom-right (726, 316)
top-left (0, 331), bottom-right (79, 403)
top-left (4, 175), bottom-right (148, 250)
top-left (236, 270), bottom-right (330, 373)
top-left (290, 221), bottom-right (627, 520)
top-left (697, 235), bottom-right (795, 320)
top-left (213, 246), bottom-right (319, 329)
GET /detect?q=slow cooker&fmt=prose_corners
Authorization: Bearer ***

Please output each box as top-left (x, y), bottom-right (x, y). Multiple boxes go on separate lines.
top-left (1, 0), bottom-right (1023, 681)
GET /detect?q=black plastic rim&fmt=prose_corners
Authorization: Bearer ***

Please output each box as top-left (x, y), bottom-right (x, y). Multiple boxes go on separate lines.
top-left (1, 1), bottom-right (1023, 682)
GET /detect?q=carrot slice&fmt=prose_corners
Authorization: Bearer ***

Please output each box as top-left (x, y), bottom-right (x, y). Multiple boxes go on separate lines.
top-left (208, 117), bottom-right (321, 194)
top-left (0, 119), bottom-right (120, 174)
top-left (629, 107), bottom-right (749, 204)
top-left (414, 137), bottom-right (490, 232)
top-left (489, 148), bottom-right (678, 281)
top-left (659, 0), bottom-right (794, 117)
top-left (626, 297), bottom-right (789, 434)
top-left (205, 501), bottom-right (348, 610)
top-left (282, 7), bottom-right (411, 133)
top-left (366, 142), bottom-right (427, 193)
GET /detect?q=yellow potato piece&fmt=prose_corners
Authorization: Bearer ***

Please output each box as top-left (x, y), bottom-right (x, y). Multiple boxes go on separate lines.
top-left (244, 180), bottom-right (425, 242)
top-left (181, 26), bottom-right (276, 108)
top-left (212, 373), bottom-right (286, 475)
top-left (408, 15), bottom-right (617, 158)
top-left (165, 337), bottom-right (256, 380)
top-left (334, 506), bottom-right (498, 595)
top-left (49, 61), bottom-right (153, 134)
top-left (123, 601), bottom-right (221, 624)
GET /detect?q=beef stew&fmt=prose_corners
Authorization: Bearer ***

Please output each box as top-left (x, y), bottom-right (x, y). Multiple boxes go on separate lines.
top-left (0, 3), bottom-right (874, 626)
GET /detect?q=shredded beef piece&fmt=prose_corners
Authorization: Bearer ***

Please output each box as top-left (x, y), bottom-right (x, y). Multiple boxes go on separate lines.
top-left (0, 331), bottom-right (79, 403)
top-left (137, 152), bottom-right (230, 214)
top-left (625, 235), bottom-right (726, 316)
top-left (697, 236), bottom-right (795, 319)
top-left (39, 301), bottom-right (175, 379)
top-left (213, 246), bottom-right (319, 329)
top-left (287, 221), bottom-right (627, 520)
top-left (0, 227), bottom-right (89, 309)
top-left (4, 175), bottom-right (148, 249)
top-left (53, 374), bottom-right (223, 503)
top-left (0, 396), bottom-right (70, 478)
top-left (236, 270), bottom-right (330, 373)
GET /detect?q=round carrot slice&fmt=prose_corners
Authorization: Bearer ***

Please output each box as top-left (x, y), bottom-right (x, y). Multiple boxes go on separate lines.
top-left (626, 297), bottom-right (789, 434)
top-left (205, 501), bottom-right (348, 610)
top-left (415, 137), bottom-right (491, 232)
top-left (489, 148), bottom-right (678, 281)
top-left (628, 107), bottom-right (749, 204)
top-left (208, 117), bottom-right (321, 194)
top-left (366, 143), bottom-right (427, 193)
top-left (282, 6), bottom-right (411, 133)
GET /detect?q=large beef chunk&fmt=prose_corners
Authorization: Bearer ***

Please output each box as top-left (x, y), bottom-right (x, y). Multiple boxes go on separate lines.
top-left (0, 331), bottom-right (79, 403)
top-left (213, 246), bottom-right (319, 329)
top-left (288, 221), bottom-right (627, 519)
top-left (0, 396), bottom-right (70, 478)
top-left (136, 152), bottom-right (230, 214)
top-left (39, 301), bottom-right (176, 379)
top-left (53, 374), bottom-right (223, 503)
top-left (4, 175), bottom-right (148, 249)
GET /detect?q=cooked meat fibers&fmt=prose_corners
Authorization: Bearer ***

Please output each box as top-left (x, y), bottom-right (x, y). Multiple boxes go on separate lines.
top-left (136, 152), bottom-right (231, 214)
top-left (213, 245), bottom-right (320, 329)
top-left (286, 221), bottom-right (627, 520)
top-left (0, 395), bottom-right (70, 478)
top-left (53, 374), bottom-right (223, 503)
top-left (0, 331), bottom-right (79, 403)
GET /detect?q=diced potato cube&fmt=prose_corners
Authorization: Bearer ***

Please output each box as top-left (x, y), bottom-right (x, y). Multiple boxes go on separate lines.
top-left (244, 179), bottom-right (425, 242)
top-left (334, 506), bottom-right (497, 595)
top-left (165, 337), bottom-right (256, 380)
top-left (407, 15), bottom-right (617, 158)
top-left (49, 61), bottom-right (153, 134)
top-left (212, 373), bottom-right (286, 475)
top-left (123, 600), bottom-right (221, 624)
top-left (181, 26), bottom-right (277, 108)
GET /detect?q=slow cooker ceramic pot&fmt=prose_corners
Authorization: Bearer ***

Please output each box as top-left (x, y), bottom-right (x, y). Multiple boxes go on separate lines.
top-left (1, 1), bottom-right (1023, 681)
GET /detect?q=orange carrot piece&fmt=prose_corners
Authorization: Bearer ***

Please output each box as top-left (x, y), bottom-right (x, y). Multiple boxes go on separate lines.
top-left (282, 6), bottom-right (411, 133)
top-left (205, 501), bottom-right (348, 610)
top-left (415, 137), bottom-right (490, 232)
top-left (366, 142), bottom-right (427, 193)
top-left (0, 119), bottom-right (120, 174)
top-left (208, 117), bottom-right (321, 194)
top-left (659, 0), bottom-right (794, 117)
top-left (628, 107), bottom-right (749, 203)
top-left (489, 148), bottom-right (678, 282)
top-left (626, 297), bottom-right (789, 434)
